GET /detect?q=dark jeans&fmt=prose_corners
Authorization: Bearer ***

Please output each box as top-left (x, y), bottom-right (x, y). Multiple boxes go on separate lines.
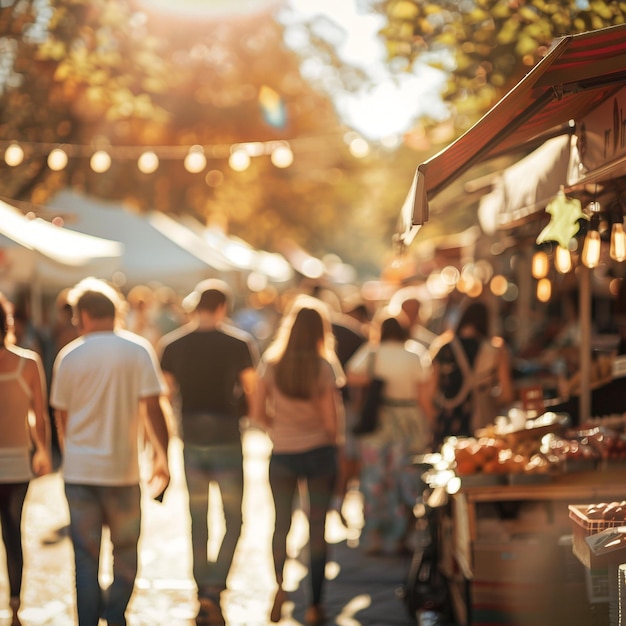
top-left (64, 483), bottom-right (141, 626)
top-left (0, 482), bottom-right (29, 599)
top-left (183, 443), bottom-right (244, 599)
top-left (269, 445), bottom-right (338, 606)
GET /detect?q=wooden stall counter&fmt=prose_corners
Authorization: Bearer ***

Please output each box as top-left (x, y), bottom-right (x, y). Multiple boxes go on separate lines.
top-left (442, 465), bottom-right (626, 625)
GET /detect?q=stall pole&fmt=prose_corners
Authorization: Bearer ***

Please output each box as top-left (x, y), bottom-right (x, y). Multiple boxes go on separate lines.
top-left (579, 264), bottom-right (592, 423)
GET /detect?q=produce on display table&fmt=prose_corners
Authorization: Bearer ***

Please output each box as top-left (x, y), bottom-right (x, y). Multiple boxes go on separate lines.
top-left (440, 410), bottom-right (626, 481)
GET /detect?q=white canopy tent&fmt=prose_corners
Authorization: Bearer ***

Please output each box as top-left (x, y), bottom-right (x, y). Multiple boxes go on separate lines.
top-left (46, 189), bottom-right (237, 292)
top-left (0, 198), bottom-right (123, 323)
top-left (0, 198), bottom-right (122, 285)
top-left (177, 215), bottom-right (294, 285)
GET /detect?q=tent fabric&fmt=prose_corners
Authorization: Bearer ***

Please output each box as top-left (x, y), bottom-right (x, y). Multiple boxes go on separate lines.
top-left (0, 199), bottom-right (122, 287)
top-left (0, 198), bottom-right (122, 266)
top-left (178, 215), bottom-right (294, 283)
top-left (400, 23), bottom-right (626, 241)
top-left (147, 212), bottom-right (235, 273)
top-left (477, 134), bottom-right (572, 233)
top-left (46, 189), bottom-right (233, 290)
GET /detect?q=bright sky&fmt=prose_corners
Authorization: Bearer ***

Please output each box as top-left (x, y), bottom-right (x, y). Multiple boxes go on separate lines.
top-left (282, 0), bottom-right (449, 141)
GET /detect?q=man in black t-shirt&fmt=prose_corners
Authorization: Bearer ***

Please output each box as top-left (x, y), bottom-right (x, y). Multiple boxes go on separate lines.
top-left (159, 280), bottom-right (258, 626)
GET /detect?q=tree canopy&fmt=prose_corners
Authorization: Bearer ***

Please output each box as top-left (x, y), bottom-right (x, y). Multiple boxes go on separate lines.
top-left (0, 0), bottom-right (413, 277)
top-left (378, 0), bottom-right (626, 132)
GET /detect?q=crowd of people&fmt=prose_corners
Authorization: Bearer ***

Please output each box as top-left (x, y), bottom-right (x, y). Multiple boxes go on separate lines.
top-left (0, 276), bottom-right (518, 626)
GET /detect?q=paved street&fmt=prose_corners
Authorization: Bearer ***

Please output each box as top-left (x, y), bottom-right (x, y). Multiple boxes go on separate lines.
top-left (1, 430), bottom-right (417, 626)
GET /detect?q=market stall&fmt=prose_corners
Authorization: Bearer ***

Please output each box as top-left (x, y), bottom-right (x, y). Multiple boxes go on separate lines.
top-left (421, 411), bottom-right (626, 626)
top-left (397, 24), bottom-right (626, 625)
top-left (397, 23), bottom-right (626, 423)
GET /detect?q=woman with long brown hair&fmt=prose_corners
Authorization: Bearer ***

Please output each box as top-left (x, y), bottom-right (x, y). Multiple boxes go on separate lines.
top-left (251, 294), bottom-right (344, 625)
top-left (0, 295), bottom-right (52, 625)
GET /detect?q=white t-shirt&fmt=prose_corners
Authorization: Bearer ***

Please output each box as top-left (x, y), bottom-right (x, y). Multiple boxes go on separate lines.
top-left (347, 341), bottom-right (430, 400)
top-left (51, 330), bottom-right (166, 485)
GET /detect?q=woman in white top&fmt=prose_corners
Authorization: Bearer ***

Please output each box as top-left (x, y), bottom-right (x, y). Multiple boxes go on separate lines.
top-left (346, 312), bottom-right (431, 556)
top-left (0, 295), bottom-right (52, 625)
top-left (251, 294), bottom-right (344, 626)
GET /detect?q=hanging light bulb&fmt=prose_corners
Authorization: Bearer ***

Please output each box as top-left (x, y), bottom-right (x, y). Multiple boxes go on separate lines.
top-left (229, 148), bottom-right (250, 172)
top-left (184, 145), bottom-right (207, 173)
top-left (47, 148), bottom-right (68, 171)
top-left (582, 231), bottom-right (601, 268)
top-left (270, 144), bottom-right (293, 168)
top-left (554, 245), bottom-right (572, 273)
top-left (137, 150), bottom-right (159, 174)
top-left (582, 202), bottom-right (602, 269)
top-left (610, 221), bottom-right (626, 262)
top-left (536, 277), bottom-right (552, 302)
top-left (531, 250), bottom-right (549, 279)
top-left (90, 150), bottom-right (111, 173)
top-left (4, 143), bottom-right (24, 166)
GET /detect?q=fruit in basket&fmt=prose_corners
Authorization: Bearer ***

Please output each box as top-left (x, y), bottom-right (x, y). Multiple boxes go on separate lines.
top-left (584, 501), bottom-right (626, 521)
top-left (585, 503), bottom-right (608, 520)
top-left (602, 501), bottom-right (626, 521)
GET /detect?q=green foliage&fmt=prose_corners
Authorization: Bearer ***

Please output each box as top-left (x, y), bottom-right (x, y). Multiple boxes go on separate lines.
top-left (0, 0), bottom-right (406, 274)
top-left (379, 0), bottom-right (626, 126)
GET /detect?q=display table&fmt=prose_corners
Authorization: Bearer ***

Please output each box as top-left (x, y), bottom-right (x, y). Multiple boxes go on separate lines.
top-left (442, 466), bottom-right (626, 625)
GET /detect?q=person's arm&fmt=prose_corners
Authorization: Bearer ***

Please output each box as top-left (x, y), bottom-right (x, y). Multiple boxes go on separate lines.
top-left (25, 355), bottom-right (53, 476)
top-left (240, 366), bottom-right (257, 418)
top-left (420, 362), bottom-right (439, 423)
top-left (142, 394), bottom-right (171, 499)
top-left (54, 409), bottom-right (67, 455)
top-left (496, 342), bottom-right (515, 407)
top-left (249, 375), bottom-right (271, 430)
top-left (345, 343), bottom-right (373, 387)
top-left (319, 384), bottom-right (341, 444)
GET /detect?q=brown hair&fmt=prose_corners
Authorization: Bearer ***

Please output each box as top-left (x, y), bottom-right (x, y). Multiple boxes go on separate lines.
top-left (183, 278), bottom-right (231, 313)
top-left (380, 316), bottom-right (409, 342)
top-left (68, 277), bottom-right (124, 323)
top-left (264, 294), bottom-right (340, 399)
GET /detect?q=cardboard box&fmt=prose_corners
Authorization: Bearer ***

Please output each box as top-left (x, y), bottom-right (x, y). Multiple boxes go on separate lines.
top-left (472, 538), bottom-right (561, 583)
top-left (471, 580), bottom-right (592, 626)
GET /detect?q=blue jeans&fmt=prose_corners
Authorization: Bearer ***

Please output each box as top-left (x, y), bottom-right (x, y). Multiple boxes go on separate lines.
top-left (183, 443), bottom-right (243, 600)
top-left (269, 445), bottom-right (338, 606)
top-left (64, 483), bottom-right (141, 626)
top-left (0, 482), bottom-right (29, 599)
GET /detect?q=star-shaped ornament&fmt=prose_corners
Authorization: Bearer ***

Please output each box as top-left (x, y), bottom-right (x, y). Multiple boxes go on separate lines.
top-left (536, 189), bottom-right (586, 248)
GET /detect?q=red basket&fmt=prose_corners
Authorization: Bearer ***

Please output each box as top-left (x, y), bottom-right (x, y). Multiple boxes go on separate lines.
top-left (568, 504), bottom-right (626, 568)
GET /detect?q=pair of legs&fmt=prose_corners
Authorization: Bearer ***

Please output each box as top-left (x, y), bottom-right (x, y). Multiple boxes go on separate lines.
top-left (64, 483), bottom-right (141, 626)
top-left (0, 482), bottom-right (29, 624)
top-left (269, 445), bottom-right (337, 619)
top-left (183, 443), bottom-right (243, 619)
top-left (358, 437), bottom-right (411, 554)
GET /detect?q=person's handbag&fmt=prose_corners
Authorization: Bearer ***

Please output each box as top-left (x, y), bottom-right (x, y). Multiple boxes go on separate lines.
top-left (352, 351), bottom-right (384, 435)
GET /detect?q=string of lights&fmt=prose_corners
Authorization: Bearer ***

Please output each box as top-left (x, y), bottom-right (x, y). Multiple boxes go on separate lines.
top-left (0, 130), bottom-right (372, 173)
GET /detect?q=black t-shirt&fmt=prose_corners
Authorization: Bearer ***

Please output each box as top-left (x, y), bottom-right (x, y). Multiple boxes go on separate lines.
top-left (160, 324), bottom-right (257, 417)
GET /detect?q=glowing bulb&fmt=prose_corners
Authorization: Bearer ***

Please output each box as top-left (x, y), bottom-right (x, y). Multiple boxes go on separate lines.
top-left (47, 148), bottom-right (68, 171)
top-left (531, 250), bottom-right (549, 279)
top-left (270, 145), bottom-right (293, 168)
top-left (137, 151), bottom-right (159, 174)
top-left (610, 222), bottom-right (626, 262)
top-left (536, 277), bottom-right (552, 302)
top-left (184, 147), bottom-right (207, 173)
top-left (229, 149), bottom-right (250, 172)
top-left (90, 150), bottom-right (111, 173)
top-left (554, 245), bottom-right (572, 273)
top-left (349, 137), bottom-right (370, 158)
top-left (582, 231), bottom-right (601, 268)
top-left (4, 144), bottom-right (24, 166)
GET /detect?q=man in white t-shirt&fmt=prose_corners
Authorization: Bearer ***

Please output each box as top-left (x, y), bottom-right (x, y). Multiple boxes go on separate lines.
top-left (50, 278), bottom-right (170, 626)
